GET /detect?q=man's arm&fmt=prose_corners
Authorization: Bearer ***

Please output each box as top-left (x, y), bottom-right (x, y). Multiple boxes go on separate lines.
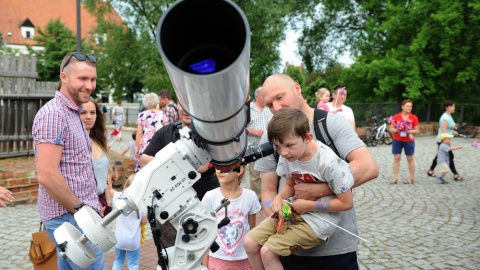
top-left (260, 171), bottom-right (278, 216)
top-left (139, 153), bottom-right (154, 168)
top-left (345, 146), bottom-right (379, 188)
top-left (245, 128), bottom-right (264, 138)
top-left (292, 189), bottom-right (354, 215)
top-left (295, 146), bottom-right (379, 199)
top-left (36, 143), bottom-right (82, 213)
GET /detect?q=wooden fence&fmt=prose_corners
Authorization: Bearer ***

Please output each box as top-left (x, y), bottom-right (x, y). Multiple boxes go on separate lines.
top-left (0, 55), bottom-right (55, 158)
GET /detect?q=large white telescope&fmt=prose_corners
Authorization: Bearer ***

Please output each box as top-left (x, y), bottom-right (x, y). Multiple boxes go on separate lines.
top-left (54, 1), bottom-right (256, 270)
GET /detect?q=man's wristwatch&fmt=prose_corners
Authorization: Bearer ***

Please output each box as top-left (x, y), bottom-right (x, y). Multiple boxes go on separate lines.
top-left (73, 202), bottom-right (85, 213)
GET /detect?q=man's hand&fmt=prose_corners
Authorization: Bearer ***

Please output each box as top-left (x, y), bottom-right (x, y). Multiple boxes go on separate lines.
top-left (293, 182), bottom-right (332, 201)
top-left (291, 199), bottom-right (314, 215)
top-left (246, 128), bottom-right (264, 138)
top-left (0, 187), bottom-right (14, 207)
top-left (254, 129), bottom-right (264, 138)
top-left (260, 171), bottom-right (279, 216)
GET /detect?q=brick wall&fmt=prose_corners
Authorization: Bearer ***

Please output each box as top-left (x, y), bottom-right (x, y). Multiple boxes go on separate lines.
top-left (0, 152), bottom-right (135, 205)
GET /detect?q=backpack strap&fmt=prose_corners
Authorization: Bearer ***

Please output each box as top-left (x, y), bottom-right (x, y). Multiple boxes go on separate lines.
top-left (167, 104), bottom-right (180, 120)
top-left (313, 109), bottom-right (339, 157)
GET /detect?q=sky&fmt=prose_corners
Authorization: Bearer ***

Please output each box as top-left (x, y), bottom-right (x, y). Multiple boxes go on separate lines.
top-left (279, 30), bottom-right (354, 68)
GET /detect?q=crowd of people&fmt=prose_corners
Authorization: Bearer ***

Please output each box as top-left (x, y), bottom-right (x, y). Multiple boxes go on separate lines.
top-left (0, 51), bottom-right (470, 270)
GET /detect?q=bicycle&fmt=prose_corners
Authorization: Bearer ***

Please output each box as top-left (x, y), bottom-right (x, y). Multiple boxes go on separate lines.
top-left (364, 116), bottom-right (393, 146)
top-left (456, 123), bottom-right (477, 138)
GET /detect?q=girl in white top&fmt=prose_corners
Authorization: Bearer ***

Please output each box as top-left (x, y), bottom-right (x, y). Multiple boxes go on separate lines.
top-left (110, 174), bottom-right (148, 270)
top-left (201, 166), bottom-right (261, 270)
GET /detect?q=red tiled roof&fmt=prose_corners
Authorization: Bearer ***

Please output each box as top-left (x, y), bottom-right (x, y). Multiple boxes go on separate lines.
top-left (0, 0), bottom-right (124, 46)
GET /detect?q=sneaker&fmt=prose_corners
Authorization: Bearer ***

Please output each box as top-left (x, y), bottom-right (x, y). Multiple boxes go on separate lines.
top-left (438, 177), bottom-right (447, 184)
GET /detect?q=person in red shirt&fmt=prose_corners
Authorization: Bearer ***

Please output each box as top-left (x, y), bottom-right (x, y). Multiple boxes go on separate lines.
top-left (389, 99), bottom-right (420, 184)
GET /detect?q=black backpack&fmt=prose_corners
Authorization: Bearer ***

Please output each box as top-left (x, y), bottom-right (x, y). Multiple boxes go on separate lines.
top-left (312, 109), bottom-right (339, 156)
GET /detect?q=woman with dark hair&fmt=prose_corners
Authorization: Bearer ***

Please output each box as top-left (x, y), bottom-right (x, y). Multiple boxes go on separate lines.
top-left (81, 97), bottom-right (113, 215)
top-left (427, 100), bottom-right (463, 180)
top-left (389, 99), bottom-right (420, 184)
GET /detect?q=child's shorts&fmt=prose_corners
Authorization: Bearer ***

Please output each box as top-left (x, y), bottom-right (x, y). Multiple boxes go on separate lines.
top-left (438, 162), bottom-right (450, 174)
top-left (246, 212), bottom-right (323, 256)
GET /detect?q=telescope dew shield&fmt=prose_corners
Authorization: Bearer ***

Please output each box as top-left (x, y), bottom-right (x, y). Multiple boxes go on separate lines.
top-left (157, 0), bottom-right (250, 169)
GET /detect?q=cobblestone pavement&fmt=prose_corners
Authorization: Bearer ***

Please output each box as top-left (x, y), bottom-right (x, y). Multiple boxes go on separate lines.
top-left (1, 135), bottom-right (479, 269)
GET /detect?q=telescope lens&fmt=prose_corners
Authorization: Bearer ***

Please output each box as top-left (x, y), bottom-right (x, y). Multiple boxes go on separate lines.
top-left (189, 59), bottom-right (216, 74)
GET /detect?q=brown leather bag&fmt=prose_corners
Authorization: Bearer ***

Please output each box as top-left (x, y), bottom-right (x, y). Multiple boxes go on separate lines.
top-left (29, 222), bottom-right (58, 270)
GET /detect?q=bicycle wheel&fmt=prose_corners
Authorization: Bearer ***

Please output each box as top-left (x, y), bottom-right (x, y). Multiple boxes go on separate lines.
top-left (459, 123), bottom-right (477, 138)
top-left (383, 130), bottom-right (393, 145)
top-left (364, 128), bottom-right (373, 146)
top-left (371, 129), bottom-right (378, 146)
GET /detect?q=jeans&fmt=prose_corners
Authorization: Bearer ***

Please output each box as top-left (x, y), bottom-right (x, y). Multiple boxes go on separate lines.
top-left (44, 213), bottom-right (106, 270)
top-left (112, 247), bottom-right (140, 270)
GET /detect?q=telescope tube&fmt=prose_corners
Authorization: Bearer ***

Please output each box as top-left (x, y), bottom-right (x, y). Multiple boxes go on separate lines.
top-left (157, 0), bottom-right (250, 169)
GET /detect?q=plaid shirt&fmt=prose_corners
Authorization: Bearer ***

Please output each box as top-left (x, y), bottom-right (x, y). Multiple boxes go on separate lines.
top-left (247, 101), bottom-right (273, 146)
top-left (162, 101), bottom-right (179, 125)
top-left (33, 91), bottom-right (100, 222)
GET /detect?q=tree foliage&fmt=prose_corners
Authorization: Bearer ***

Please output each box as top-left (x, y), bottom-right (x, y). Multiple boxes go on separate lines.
top-left (299, 0), bottom-right (480, 104)
top-left (85, 0), bottom-right (320, 99)
top-left (26, 18), bottom-right (80, 81)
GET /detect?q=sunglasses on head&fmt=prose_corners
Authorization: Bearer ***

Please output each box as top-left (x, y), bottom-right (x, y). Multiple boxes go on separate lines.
top-left (62, 53), bottom-right (97, 71)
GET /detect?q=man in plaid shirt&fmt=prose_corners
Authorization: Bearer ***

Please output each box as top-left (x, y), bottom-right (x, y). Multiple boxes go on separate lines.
top-left (245, 87), bottom-right (272, 199)
top-left (158, 89), bottom-right (179, 126)
top-left (32, 52), bottom-right (106, 269)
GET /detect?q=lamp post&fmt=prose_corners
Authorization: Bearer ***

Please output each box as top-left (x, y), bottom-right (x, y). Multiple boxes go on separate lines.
top-left (76, 0), bottom-right (82, 52)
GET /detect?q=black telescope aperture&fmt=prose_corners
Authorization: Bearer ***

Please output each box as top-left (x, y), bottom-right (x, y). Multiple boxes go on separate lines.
top-left (158, 0), bottom-right (247, 75)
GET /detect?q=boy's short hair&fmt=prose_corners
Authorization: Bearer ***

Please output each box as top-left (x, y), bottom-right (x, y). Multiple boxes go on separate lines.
top-left (268, 108), bottom-right (309, 143)
top-left (158, 89), bottom-right (172, 100)
top-left (131, 129), bottom-right (137, 140)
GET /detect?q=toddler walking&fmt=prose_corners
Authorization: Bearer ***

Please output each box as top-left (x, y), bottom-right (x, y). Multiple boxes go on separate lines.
top-left (436, 133), bottom-right (463, 184)
top-left (110, 173), bottom-right (148, 270)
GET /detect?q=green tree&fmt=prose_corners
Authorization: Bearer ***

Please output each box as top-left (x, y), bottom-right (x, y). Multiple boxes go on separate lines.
top-left (86, 0), bottom-right (321, 98)
top-left (299, 0), bottom-right (480, 104)
top-left (92, 23), bottom-right (147, 102)
top-left (285, 65), bottom-right (306, 87)
top-left (26, 18), bottom-right (79, 81)
top-left (303, 76), bottom-right (328, 105)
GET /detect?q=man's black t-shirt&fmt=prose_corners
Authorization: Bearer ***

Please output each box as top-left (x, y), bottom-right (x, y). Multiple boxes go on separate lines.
top-left (142, 122), bottom-right (219, 200)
